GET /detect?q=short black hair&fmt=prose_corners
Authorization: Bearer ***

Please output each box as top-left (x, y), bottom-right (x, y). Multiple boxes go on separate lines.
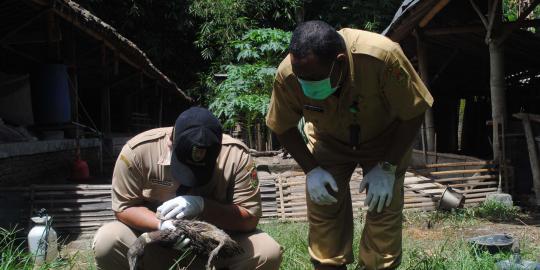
top-left (289, 20), bottom-right (346, 64)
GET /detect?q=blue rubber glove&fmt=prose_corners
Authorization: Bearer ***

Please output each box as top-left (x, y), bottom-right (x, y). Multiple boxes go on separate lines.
top-left (359, 163), bottom-right (397, 213)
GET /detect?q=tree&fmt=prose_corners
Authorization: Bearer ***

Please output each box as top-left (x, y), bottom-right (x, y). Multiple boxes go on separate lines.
top-left (208, 29), bottom-right (291, 149)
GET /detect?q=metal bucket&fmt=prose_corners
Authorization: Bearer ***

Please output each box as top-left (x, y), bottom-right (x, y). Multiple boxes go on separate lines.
top-left (438, 186), bottom-right (465, 210)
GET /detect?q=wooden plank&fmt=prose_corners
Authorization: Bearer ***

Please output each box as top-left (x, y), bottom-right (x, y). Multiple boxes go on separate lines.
top-left (43, 205), bottom-right (112, 212)
top-left (429, 168), bottom-right (497, 176)
top-left (447, 181), bottom-right (497, 188)
top-left (405, 175), bottom-right (497, 185)
top-left (277, 176), bottom-right (285, 220)
top-left (431, 175), bottom-right (497, 183)
top-left (419, 0), bottom-right (451, 27)
top-left (419, 161), bottom-right (493, 168)
top-left (33, 191), bottom-right (111, 196)
top-left (34, 198), bottom-right (112, 204)
top-left (53, 216), bottom-right (116, 223)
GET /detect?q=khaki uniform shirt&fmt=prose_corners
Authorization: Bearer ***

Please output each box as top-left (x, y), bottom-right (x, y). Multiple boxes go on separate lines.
top-left (111, 127), bottom-right (261, 218)
top-left (266, 28), bottom-right (434, 148)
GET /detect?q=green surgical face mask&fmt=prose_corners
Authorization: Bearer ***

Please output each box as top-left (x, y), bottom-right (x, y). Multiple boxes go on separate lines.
top-left (298, 60), bottom-right (341, 100)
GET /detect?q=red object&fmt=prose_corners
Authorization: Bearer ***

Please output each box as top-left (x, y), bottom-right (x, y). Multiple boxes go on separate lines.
top-left (71, 157), bottom-right (90, 180)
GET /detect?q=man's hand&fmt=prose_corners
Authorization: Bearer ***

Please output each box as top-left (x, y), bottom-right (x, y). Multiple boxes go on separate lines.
top-left (158, 219), bottom-right (176, 230)
top-left (158, 220), bottom-right (191, 250)
top-left (157, 195), bottom-right (204, 220)
top-left (306, 167), bottom-right (339, 205)
top-left (359, 163), bottom-right (396, 213)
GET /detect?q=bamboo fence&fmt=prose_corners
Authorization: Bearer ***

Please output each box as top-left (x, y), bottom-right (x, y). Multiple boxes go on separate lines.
top-left (0, 161), bottom-right (501, 233)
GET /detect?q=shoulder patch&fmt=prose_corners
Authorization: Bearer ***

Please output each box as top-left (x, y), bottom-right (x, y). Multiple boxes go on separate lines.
top-left (385, 60), bottom-right (410, 86)
top-left (119, 154), bottom-right (131, 167)
top-left (221, 134), bottom-right (249, 150)
top-left (127, 128), bottom-right (169, 149)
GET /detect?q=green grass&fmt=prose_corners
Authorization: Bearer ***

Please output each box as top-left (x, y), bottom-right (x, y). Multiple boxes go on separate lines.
top-left (473, 200), bottom-right (520, 221)
top-left (0, 227), bottom-right (97, 270)
top-left (258, 204), bottom-right (538, 270)
top-left (1, 202), bottom-right (535, 270)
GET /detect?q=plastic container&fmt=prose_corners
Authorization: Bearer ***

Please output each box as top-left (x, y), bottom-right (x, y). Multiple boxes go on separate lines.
top-left (30, 64), bottom-right (71, 125)
top-left (27, 215), bottom-right (58, 264)
top-left (468, 234), bottom-right (514, 254)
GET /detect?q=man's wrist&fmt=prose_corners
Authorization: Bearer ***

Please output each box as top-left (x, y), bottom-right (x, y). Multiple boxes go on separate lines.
top-left (379, 161), bottom-right (397, 173)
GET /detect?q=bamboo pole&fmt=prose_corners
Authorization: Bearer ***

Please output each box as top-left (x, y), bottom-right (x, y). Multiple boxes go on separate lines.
top-left (419, 161), bottom-right (493, 168)
top-left (415, 28), bottom-right (435, 152)
top-left (428, 168), bottom-right (497, 175)
top-left (513, 113), bottom-right (540, 205)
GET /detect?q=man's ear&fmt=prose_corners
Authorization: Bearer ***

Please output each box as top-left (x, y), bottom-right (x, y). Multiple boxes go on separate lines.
top-left (336, 53), bottom-right (347, 61)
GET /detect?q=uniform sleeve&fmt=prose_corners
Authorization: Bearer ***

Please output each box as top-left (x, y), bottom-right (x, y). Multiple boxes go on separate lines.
top-left (381, 44), bottom-right (434, 120)
top-left (265, 73), bottom-right (303, 135)
top-left (231, 149), bottom-right (262, 218)
top-left (111, 145), bottom-right (145, 212)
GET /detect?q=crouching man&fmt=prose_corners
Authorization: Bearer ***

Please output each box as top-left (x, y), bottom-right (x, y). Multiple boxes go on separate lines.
top-left (93, 107), bottom-right (282, 270)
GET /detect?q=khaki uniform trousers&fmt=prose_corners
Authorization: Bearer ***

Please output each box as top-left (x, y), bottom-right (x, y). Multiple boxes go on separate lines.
top-left (305, 124), bottom-right (410, 270)
top-left (93, 221), bottom-right (282, 270)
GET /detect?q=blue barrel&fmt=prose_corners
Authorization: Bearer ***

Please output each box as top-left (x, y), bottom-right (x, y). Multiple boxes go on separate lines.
top-left (31, 64), bottom-right (72, 125)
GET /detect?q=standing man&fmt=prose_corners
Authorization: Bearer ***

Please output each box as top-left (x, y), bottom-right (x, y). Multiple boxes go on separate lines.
top-left (266, 21), bottom-right (433, 270)
top-left (93, 107), bottom-right (282, 270)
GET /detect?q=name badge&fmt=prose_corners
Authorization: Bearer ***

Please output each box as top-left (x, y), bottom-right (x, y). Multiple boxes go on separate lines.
top-left (303, 104), bottom-right (324, 113)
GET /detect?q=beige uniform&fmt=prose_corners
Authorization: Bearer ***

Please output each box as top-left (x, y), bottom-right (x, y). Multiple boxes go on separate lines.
top-left (266, 29), bottom-right (433, 269)
top-left (93, 127), bottom-right (281, 270)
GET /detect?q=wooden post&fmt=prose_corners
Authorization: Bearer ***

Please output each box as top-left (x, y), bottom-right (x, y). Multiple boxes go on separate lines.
top-left (101, 44), bottom-right (111, 137)
top-left (415, 28), bottom-right (435, 152)
top-left (514, 113), bottom-right (540, 205)
top-left (47, 11), bottom-right (59, 61)
top-left (487, 0), bottom-right (507, 162)
top-left (158, 84), bottom-right (163, 127)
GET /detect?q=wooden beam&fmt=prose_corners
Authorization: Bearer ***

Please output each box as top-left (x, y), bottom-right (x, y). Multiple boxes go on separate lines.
top-left (424, 25), bottom-right (484, 35)
top-left (424, 19), bottom-right (540, 36)
top-left (50, 8), bottom-right (164, 87)
top-left (101, 43), bottom-right (111, 136)
top-left (0, 8), bottom-right (50, 44)
top-left (0, 44), bottom-right (42, 63)
top-left (431, 49), bottom-right (459, 84)
top-left (418, 0), bottom-right (451, 28)
top-left (468, 0), bottom-right (489, 28)
top-left (514, 113), bottom-right (540, 124)
top-left (513, 113), bottom-right (540, 205)
top-left (108, 72), bottom-right (139, 90)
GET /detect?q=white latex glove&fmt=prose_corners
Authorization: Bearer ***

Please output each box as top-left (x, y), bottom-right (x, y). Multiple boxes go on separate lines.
top-left (158, 221), bottom-right (191, 250)
top-left (159, 219), bottom-right (177, 230)
top-left (157, 195), bottom-right (204, 220)
top-left (359, 163), bottom-right (396, 213)
top-left (306, 167), bottom-right (339, 205)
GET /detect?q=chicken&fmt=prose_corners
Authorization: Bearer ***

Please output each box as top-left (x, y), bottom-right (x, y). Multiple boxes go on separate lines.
top-left (127, 219), bottom-right (243, 270)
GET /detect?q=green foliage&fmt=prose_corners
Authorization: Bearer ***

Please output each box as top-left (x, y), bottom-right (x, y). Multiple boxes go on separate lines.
top-left (473, 200), bottom-right (519, 221)
top-left (233, 29), bottom-right (292, 64)
top-left (302, 0), bottom-right (402, 32)
top-left (208, 28), bottom-right (290, 129)
top-left (189, 0), bottom-right (299, 62)
top-left (503, 0), bottom-right (540, 22)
